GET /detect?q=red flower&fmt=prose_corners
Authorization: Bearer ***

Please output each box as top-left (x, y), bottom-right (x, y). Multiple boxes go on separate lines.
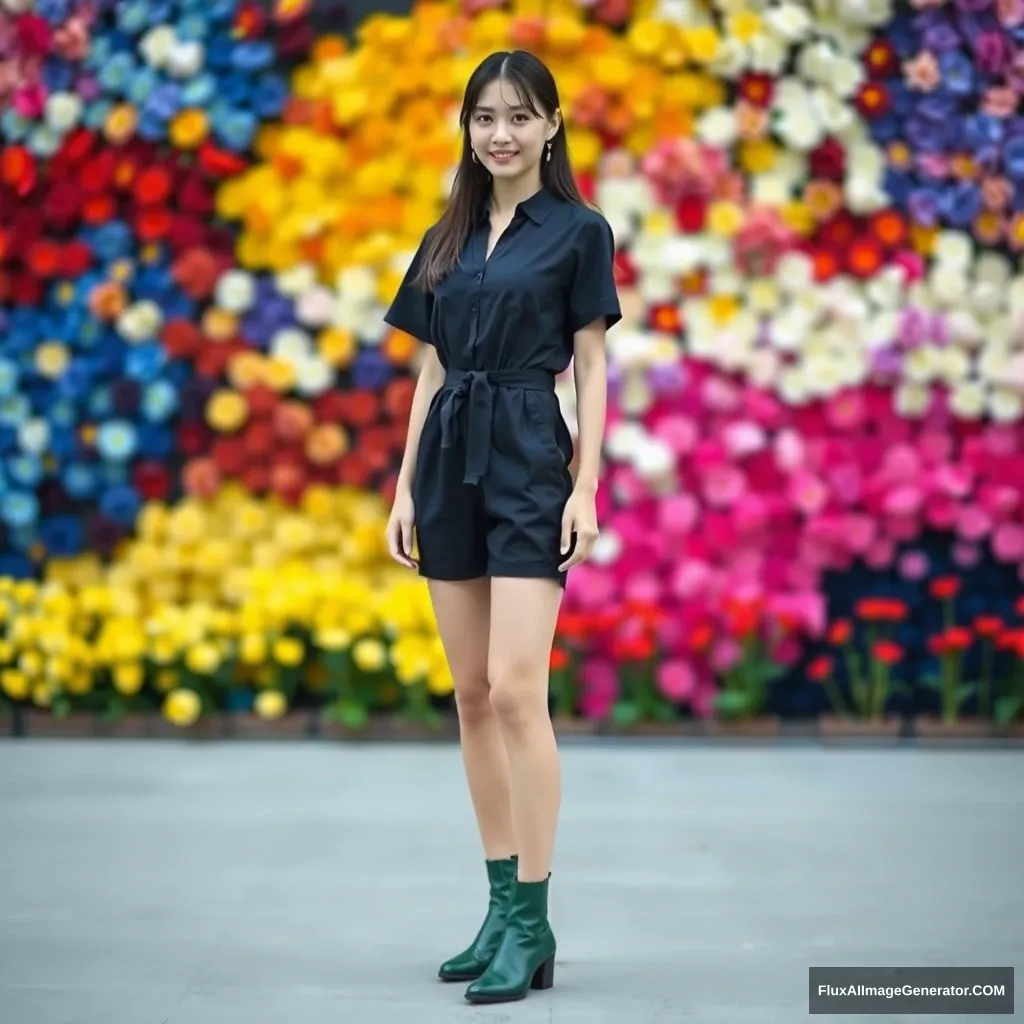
top-left (817, 210), bottom-right (858, 249)
top-left (808, 138), bottom-right (846, 180)
top-left (648, 303), bottom-right (681, 333)
top-left (687, 621), bottom-right (715, 653)
top-left (16, 14), bottom-right (53, 56)
top-left (135, 207), bottom-right (173, 242)
top-left (132, 462), bottom-right (172, 502)
top-left (737, 72), bottom-right (774, 108)
top-left (60, 240), bottom-right (92, 278)
top-left (853, 597), bottom-right (908, 623)
top-left (177, 422), bottom-right (212, 457)
top-left (863, 40), bottom-right (898, 78)
top-left (872, 639), bottom-right (903, 665)
top-left (197, 142), bottom-right (249, 178)
top-left (612, 633), bottom-right (655, 661)
top-left (944, 627), bottom-right (972, 651)
top-left (929, 576), bottom-right (961, 600)
top-left (162, 319), bottom-right (204, 359)
top-left (675, 195), bottom-right (706, 232)
top-left (211, 437), bottom-right (247, 476)
top-left (79, 151), bottom-right (116, 193)
top-left (549, 647), bottom-right (570, 672)
top-left (868, 210), bottom-right (908, 249)
top-left (1, 146), bottom-right (36, 196)
top-left (973, 615), bottom-right (1003, 638)
top-left (855, 82), bottom-right (892, 118)
top-left (847, 238), bottom-right (884, 278)
top-left (810, 248), bottom-right (842, 282)
top-left (133, 165), bottom-right (174, 206)
top-left (723, 596), bottom-right (762, 638)
top-left (807, 655), bottom-right (833, 681)
top-left (827, 619), bottom-right (853, 645)
top-left (26, 240), bottom-right (63, 278)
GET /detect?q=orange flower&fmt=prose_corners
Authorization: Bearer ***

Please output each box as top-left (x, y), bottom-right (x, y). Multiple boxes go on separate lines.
top-left (868, 210), bottom-right (907, 249)
top-left (88, 280), bottom-right (127, 320)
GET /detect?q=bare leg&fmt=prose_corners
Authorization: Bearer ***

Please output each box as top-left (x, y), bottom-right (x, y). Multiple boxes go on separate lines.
top-left (487, 577), bottom-right (564, 883)
top-left (428, 578), bottom-right (515, 859)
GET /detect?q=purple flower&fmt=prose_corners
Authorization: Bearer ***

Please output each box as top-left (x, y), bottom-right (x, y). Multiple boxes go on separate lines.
top-left (956, 0), bottom-right (993, 9)
top-left (905, 114), bottom-right (949, 152)
top-left (938, 50), bottom-right (976, 93)
top-left (940, 182), bottom-right (982, 226)
top-left (915, 11), bottom-right (962, 50)
top-left (871, 349), bottom-right (903, 376)
top-left (1004, 136), bottom-right (1024, 180)
top-left (897, 308), bottom-right (929, 348)
top-left (974, 29), bottom-right (1013, 73)
top-left (908, 188), bottom-right (941, 225)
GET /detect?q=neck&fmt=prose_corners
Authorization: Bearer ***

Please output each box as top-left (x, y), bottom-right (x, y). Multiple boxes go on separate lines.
top-left (488, 174), bottom-right (544, 218)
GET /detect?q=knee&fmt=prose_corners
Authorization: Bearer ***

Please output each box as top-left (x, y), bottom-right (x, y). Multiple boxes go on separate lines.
top-left (453, 674), bottom-right (492, 725)
top-left (488, 660), bottom-right (547, 729)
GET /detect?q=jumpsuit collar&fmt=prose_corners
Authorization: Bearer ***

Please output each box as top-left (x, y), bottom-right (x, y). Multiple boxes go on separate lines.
top-left (476, 185), bottom-right (558, 226)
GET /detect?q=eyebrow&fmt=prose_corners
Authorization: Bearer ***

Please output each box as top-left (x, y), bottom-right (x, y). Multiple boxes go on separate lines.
top-left (473, 105), bottom-right (529, 113)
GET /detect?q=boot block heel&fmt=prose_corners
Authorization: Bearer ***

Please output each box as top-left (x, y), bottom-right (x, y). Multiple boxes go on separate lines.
top-left (531, 956), bottom-right (555, 990)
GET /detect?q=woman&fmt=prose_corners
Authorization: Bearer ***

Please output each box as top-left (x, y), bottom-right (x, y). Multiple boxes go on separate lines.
top-left (383, 49), bottom-right (621, 1005)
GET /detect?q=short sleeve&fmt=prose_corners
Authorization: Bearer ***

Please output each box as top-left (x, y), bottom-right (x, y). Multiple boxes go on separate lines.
top-left (568, 213), bottom-right (622, 334)
top-left (383, 234), bottom-right (435, 345)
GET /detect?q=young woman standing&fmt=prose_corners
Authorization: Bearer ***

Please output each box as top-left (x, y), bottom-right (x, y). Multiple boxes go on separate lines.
top-left (383, 49), bottom-right (621, 1005)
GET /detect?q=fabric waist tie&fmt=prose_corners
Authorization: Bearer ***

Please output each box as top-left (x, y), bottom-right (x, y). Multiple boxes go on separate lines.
top-left (439, 367), bottom-right (555, 485)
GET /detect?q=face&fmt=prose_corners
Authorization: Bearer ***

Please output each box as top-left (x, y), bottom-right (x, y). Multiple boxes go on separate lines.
top-left (468, 77), bottom-right (559, 181)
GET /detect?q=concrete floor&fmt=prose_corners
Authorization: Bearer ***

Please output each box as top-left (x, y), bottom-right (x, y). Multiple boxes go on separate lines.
top-left (0, 739), bottom-right (1020, 1024)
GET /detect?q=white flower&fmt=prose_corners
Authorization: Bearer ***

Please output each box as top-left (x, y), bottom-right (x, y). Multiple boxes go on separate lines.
top-left (276, 263), bottom-right (319, 298)
top-left (656, 0), bottom-right (709, 25)
top-left (270, 327), bottom-right (313, 362)
top-left (696, 108), bottom-right (738, 147)
top-left (117, 300), bottom-right (163, 343)
top-left (903, 346), bottom-right (939, 383)
top-left (620, 374), bottom-right (654, 416)
top-left (894, 382), bottom-right (931, 417)
top-left (845, 175), bottom-right (888, 214)
top-left (774, 252), bottom-right (815, 294)
top-left (336, 266), bottom-right (378, 304)
top-left (750, 173), bottom-right (792, 207)
top-left (639, 270), bottom-right (681, 305)
top-left (863, 311), bottom-right (900, 351)
top-left (293, 356), bottom-right (333, 397)
top-left (356, 308), bottom-right (390, 342)
top-left (978, 345), bottom-right (1012, 385)
top-left (934, 231), bottom-right (974, 273)
top-left (975, 253), bottom-right (1013, 289)
top-left (44, 93), bottom-right (82, 133)
top-left (935, 347), bottom-right (971, 384)
top-left (929, 266), bottom-right (969, 306)
top-left (634, 437), bottom-right (676, 482)
top-left (967, 281), bottom-right (1002, 317)
top-left (608, 330), bottom-right (660, 371)
top-left (295, 285), bottom-right (335, 327)
top-left (989, 387), bottom-right (1023, 421)
top-left (214, 270), bottom-right (256, 312)
top-left (773, 80), bottom-right (824, 149)
top-left (949, 381), bottom-right (986, 419)
top-left (746, 347), bottom-right (781, 389)
top-left (779, 365), bottom-right (812, 404)
top-left (811, 88), bottom-right (855, 133)
top-left (835, 0), bottom-right (892, 27)
top-left (139, 26), bottom-right (177, 68)
top-left (865, 267), bottom-right (906, 310)
top-left (606, 421), bottom-right (647, 461)
top-left (765, 3), bottom-right (812, 40)
top-left (748, 33), bottom-right (788, 73)
top-left (769, 306), bottom-right (813, 352)
top-left (945, 309), bottom-right (984, 349)
top-left (796, 40), bottom-right (835, 84)
top-left (167, 40), bottom-right (205, 79)
top-left (709, 37), bottom-right (748, 77)
top-left (18, 418), bottom-right (49, 457)
top-left (590, 529), bottom-right (622, 566)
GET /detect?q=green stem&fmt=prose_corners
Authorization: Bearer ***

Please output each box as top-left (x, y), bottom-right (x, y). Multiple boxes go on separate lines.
top-left (942, 654), bottom-right (954, 724)
top-left (843, 644), bottom-right (865, 718)
top-left (943, 598), bottom-right (954, 631)
top-left (822, 675), bottom-right (849, 717)
top-left (980, 640), bottom-right (993, 719)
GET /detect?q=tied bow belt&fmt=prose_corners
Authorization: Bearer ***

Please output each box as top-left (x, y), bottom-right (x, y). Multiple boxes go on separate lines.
top-left (438, 367), bottom-right (555, 485)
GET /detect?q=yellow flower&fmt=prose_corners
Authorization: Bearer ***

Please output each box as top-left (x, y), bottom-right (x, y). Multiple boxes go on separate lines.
top-left (273, 636), bottom-right (305, 667)
top-left (707, 200), bottom-right (744, 237)
top-left (352, 637), bottom-right (387, 672)
top-left (254, 689), bottom-right (288, 720)
top-left (264, 357), bottom-right (297, 392)
top-left (390, 634), bottom-right (434, 685)
top-left (13, 581), bottom-right (37, 606)
top-left (155, 670), bottom-right (178, 693)
top-left (709, 294), bottom-right (740, 326)
top-left (150, 635), bottom-right (178, 665)
top-left (315, 628), bottom-right (352, 652)
top-left (684, 26), bottom-right (720, 63)
top-left (1, 669), bottom-right (30, 701)
top-left (65, 672), bottom-right (93, 695)
top-left (113, 662), bottom-right (144, 696)
top-left (32, 681), bottom-right (53, 707)
top-left (727, 10), bottom-right (762, 41)
top-left (163, 688), bottom-right (202, 727)
top-left (239, 633), bottom-right (268, 665)
top-left (317, 327), bottom-right (355, 367)
top-left (104, 103), bottom-right (138, 145)
top-left (739, 139), bottom-right (778, 175)
top-left (627, 19), bottom-right (668, 58)
top-left (186, 642), bottom-right (221, 676)
top-left (170, 109), bottom-right (209, 149)
top-left (779, 201), bottom-right (815, 236)
top-left (206, 389), bottom-right (249, 433)
top-left (18, 650), bottom-right (44, 677)
top-left (35, 341), bottom-right (70, 379)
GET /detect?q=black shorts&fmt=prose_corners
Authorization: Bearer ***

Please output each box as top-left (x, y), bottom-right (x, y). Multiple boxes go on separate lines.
top-left (412, 368), bottom-right (576, 587)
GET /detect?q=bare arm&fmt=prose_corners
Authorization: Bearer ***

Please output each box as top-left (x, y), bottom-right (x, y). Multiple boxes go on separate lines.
top-left (569, 319), bottom-right (607, 496)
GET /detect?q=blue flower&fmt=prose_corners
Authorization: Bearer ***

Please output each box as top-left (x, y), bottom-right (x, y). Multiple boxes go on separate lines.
top-left (96, 421), bottom-right (138, 461)
top-left (205, 34), bottom-right (237, 71)
top-left (214, 109), bottom-right (258, 151)
top-left (181, 72), bottom-right (218, 107)
top-left (1005, 137), bottom-right (1024, 182)
top-left (0, 109), bottom-right (31, 142)
top-left (87, 221), bottom-right (134, 262)
top-left (41, 56), bottom-right (75, 93)
top-left (8, 456), bottom-right (44, 489)
top-left (352, 351), bottom-right (393, 390)
top-left (0, 395), bottom-right (31, 429)
top-left (136, 424), bottom-right (174, 460)
top-left (143, 82), bottom-right (184, 122)
top-left (177, 14), bottom-right (211, 41)
top-left (938, 51), bottom-right (974, 96)
top-left (0, 359), bottom-right (19, 399)
top-left (1, 491), bottom-right (39, 530)
top-left (40, 516), bottom-right (84, 558)
top-left (142, 381), bottom-right (179, 422)
top-left (49, 428), bottom-right (77, 461)
top-left (36, 0), bottom-right (72, 23)
top-left (252, 74), bottom-right (288, 118)
top-left (940, 183), bottom-right (981, 228)
top-left (116, 0), bottom-right (150, 35)
top-left (100, 484), bottom-right (141, 526)
top-left (127, 66), bottom-right (161, 105)
top-left (124, 343), bottom-right (167, 382)
top-left (137, 110), bottom-right (169, 142)
top-left (0, 554), bottom-right (33, 579)
top-left (62, 463), bottom-right (100, 500)
top-left (232, 41), bottom-right (276, 73)
top-left (98, 52), bottom-right (138, 96)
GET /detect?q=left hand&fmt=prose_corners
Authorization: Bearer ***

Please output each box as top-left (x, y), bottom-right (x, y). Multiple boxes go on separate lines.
top-left (558, 487), bottom-right (599, 572)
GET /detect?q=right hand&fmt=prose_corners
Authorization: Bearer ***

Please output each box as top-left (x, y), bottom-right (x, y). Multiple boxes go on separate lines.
top-left (386, 484), bottom-right (418, 569)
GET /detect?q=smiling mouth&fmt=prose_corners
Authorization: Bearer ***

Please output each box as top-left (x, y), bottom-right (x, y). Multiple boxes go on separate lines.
top-left (490, 151), bottom-right (519, 158)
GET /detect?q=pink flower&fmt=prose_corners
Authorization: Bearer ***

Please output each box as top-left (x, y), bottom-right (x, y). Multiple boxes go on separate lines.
top-left (733, 493), bottom-right (770, 534)
top-left (578, 659), bottom-right (619, 719)
top-left (653, 414), bottom-right (698, 454)
top-left (925, 493), bottom-right (960, 529)
top-left (701, 376), bottom-right (741, 413)
top-left (657, 660), bottom-right (697, 701)
top-left (956, 504), bottom-right (991, 540)
top-left (865, 537), bottom-right (895, 569)
top-left (723, 420), bottom-right (766, 458)
top-left (892, 250), bottom-right (926, 282)
top-left (916, 153), bottom-right (950, 179)
top-left (658, 493), bottom-right (700, 535)
top-left (13, 82), bottom-right (45, 119)
top-left (992, 523), bottom-right (1024, 562)
top-left (903, 52), bottom-right (941, 91)
top-left (15, 14), bottom-right (52, 57)
top-left (709, 638), bottom-right (742, 672)
top-left (788, 471), bottom-right (829, 515)
top-left (690, 679), bottom-right (718, 719)
top-left (952, 542), bottom-right (981, 569)
top-left (824, 391), bottom-right (866, 430)
top-left (703, 464), bottom-right (747, 507)
top-left (883, 485), bottom-right (924, 516)
top-left (670, 560), bottom-right (714, 600)
top-left (975, 31), bottom-right (1012, 75)
top-left (981, 90), bottom-right (1018, 119)
top-left (997, 0), bottom-right (1024, 27)
top-left (898, 550), bottom-right (930, 580)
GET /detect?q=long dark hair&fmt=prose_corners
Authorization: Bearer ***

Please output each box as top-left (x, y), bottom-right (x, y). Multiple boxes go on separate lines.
top-left (412, 50), bottom-right (589, 291)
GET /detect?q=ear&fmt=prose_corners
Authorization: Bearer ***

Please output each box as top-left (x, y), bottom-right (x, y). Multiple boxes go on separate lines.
top-left (548, 109), bottom-right (562, 140)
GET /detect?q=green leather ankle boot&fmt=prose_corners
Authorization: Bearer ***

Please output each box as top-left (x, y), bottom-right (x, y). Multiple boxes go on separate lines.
top-left (438, 855), bottom-right (517, 982)
top-left (464, 873), bottom-right (556, 1004)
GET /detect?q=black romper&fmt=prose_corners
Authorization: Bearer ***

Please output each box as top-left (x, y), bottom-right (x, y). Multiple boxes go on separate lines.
top-left (383, 186), bottom-right (622, 588)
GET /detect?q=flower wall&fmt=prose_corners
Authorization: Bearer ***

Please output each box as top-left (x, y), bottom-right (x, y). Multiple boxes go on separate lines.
top-left (2, 0), bottom-right (1024, 728)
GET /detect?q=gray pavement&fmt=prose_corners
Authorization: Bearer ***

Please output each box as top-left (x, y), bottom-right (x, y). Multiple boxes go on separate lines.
top-left (0, 738), bottom-right (1020, 1023)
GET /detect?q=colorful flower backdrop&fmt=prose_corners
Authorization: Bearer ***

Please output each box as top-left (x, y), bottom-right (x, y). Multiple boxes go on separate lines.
top-left (3, 0), bottom-right (1024, 725)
